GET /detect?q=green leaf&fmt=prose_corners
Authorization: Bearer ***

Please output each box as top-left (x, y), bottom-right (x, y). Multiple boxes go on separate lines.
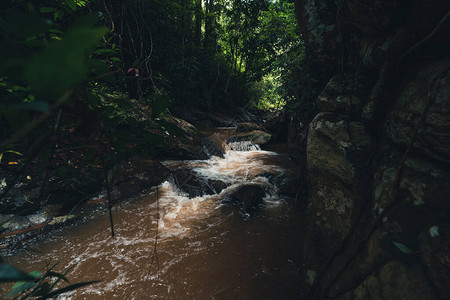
top-left (11, 269), bottom-right (40, 290)
top-left (393, 241), bottom-right (413, 254)
top-left (28, 270), bottom-right (42, 278)
top-left (0, 264), bottom-right (35, 283)
top-left (6, 281), bottom-right (36, 298)
top-left (25, 15), bottom-right (107, 100)
top-left (66, 0), bottom-right (77, 10)
top-left (42, 280), bottom-right (101, 298)
top-left (10, 270), bottom-right (41, 291)
top-left (151, 94), bottom-right (170, 118)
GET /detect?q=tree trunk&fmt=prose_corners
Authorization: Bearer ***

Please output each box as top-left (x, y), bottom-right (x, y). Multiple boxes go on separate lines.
top-left (194, 0), bottom-right (202, 48)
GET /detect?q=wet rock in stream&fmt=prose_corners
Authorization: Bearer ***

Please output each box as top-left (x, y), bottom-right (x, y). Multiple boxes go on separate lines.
top-left (114, 158), bottom-right (171, 199)
top-left (226, 130), bottom-right (272, 145)
top-left (172, 169), bottom-right (227, 198)
top-left (225, 184), bottom-right (266, 216)
top-left (256, 172), bottom-right (300, 197)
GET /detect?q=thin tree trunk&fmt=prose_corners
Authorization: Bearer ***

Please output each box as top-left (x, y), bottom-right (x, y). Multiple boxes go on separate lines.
top-left (194, 0), bottom-right (202, 48)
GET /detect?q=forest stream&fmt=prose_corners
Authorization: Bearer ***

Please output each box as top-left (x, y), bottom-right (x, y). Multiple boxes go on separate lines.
top-left (1, 130), bottom-right (305, 299)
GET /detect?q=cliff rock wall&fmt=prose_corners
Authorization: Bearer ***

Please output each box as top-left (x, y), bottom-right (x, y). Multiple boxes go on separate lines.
top-left (293, 0), bottom-right (450, 298)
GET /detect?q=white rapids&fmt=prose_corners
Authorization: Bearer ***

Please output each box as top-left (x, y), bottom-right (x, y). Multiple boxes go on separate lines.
top-left (1, 146), bottom-right (305, 299)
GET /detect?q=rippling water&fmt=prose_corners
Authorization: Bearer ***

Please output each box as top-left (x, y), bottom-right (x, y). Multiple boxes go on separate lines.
top-left (1, 148), bottom-right (305, 299)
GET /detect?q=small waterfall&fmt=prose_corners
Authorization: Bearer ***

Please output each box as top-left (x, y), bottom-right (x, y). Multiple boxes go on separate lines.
top-left (225, 140), bottom-right (261, 151)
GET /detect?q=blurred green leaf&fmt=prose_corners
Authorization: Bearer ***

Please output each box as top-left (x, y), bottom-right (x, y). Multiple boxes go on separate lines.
top-left (0, 40), bottom-right (33, 83)
top-left (6, 281), bottom-right (36, 298)
top-left (0, 10), bottom-right (49, 39)
top-left (10, 270), bottom-right (41, 292)
top-left (0, 264), bottom-right (35, 282)
top-left (28, 270), bottom-right (42, 278)
top-left (25, 15), bottom-right (107, 100)
top-left (393, 241), bottom-right (413, 254)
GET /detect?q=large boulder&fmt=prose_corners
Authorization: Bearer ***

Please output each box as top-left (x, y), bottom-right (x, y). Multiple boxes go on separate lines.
top-left (236, 122), bottom-right (262, 132)
top-left (114, 158), bottom-right (171, 199)
top-left (227, 130), bottom-right (272, 145)
top-left (264, 111), bottom-right (290, 144)
top-left (305, 112), bottom-right (372, 282)
top-left (172, 169), bottom-right (227, 198)
top-left (226, 184), bottom-right (266, 215)
top-left (156, 116), bottom-right (208, 160)
top-left (316, 75), bottom-right (372, 115)
top-left (384, 59), bottom-right (450, 164)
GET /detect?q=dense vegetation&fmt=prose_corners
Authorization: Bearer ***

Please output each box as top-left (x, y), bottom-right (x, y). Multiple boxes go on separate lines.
top-left (0, 0), bottom-right (304, 160)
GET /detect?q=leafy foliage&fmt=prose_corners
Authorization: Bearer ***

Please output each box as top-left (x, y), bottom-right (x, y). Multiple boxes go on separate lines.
top-left (1, 262), bottom-right (99, 299)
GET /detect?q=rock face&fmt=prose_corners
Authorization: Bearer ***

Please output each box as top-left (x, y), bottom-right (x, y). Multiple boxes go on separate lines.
top-left (292, 0), bottom-right (450, 298)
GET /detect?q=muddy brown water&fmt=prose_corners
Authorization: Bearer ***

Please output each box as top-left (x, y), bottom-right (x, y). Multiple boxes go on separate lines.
top-left (1, 147), bottom-right (305, 299)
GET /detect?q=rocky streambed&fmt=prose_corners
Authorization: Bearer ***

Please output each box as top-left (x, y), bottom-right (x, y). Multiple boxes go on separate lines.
top-left (1, 124), bottom-right (307, 299)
